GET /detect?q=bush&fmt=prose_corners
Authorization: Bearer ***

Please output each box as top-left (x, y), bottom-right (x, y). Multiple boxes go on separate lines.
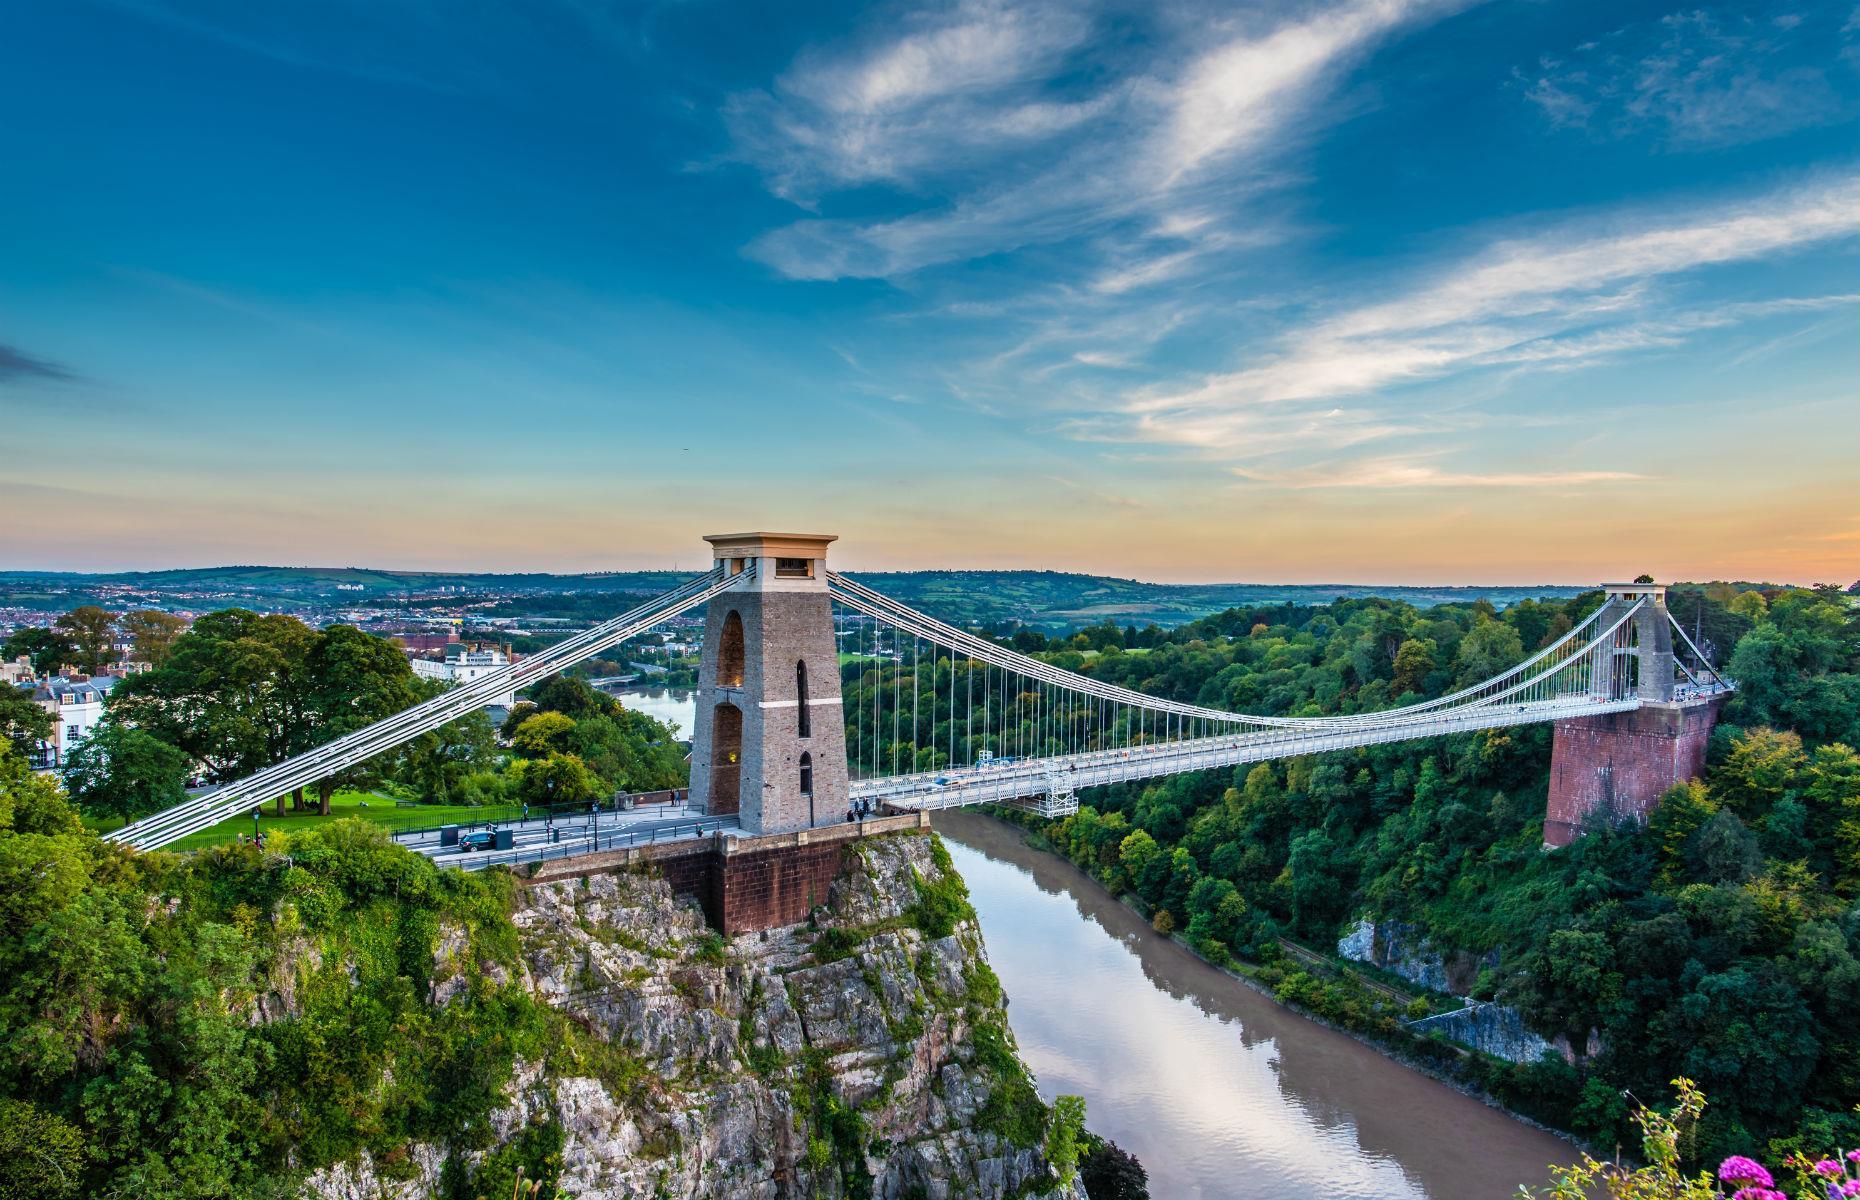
top-left (1079, 1134), bottom-right (1149, 1200)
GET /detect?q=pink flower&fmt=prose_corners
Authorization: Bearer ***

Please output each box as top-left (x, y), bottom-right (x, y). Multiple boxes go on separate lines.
top-left (1848, 1150), bottom-right (1860, 1164)
top-left (1729, 1189), bottom-right (1785, 1200)
top-left (1843, 1182), bottom-right (1860, 1198)
top-left (1818, 1161), bottom-right (1846, 1178)
top-left (1720, 1157), bottom-right (1774, 1187)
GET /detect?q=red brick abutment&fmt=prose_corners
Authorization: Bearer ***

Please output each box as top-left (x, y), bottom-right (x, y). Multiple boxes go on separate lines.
top-left (1544, 696), bottom-right (1723, 848)
top-left (517, 811), bottom-right (932, 935)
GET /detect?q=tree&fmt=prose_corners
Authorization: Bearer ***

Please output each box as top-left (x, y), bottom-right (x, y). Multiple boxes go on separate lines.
top-left (396, 710), bottom-right (499, 805)
top-left (1079, 1136), bottom-right (1148, 1200)
top-left (298, 624), bottom-right (419, 813)
top-left (1689, 809), bottom-right (1762, 884)
top-left (1511, 929), bottom-right (1618, 1051)
top-left (1115, 829), bottom-right (1161, 898)
top-left (108, 609), bottom-right (317, 786)
top-left (120, 610), bottom-right (187, 666)
top-left (1044, 1094), bottom-right (1086, 1187)
top-left (1456, 618), bottom-right (1524, 686)
top-left (511, 712), bottom-right (576, 758)
top-left (110, 613), bottom-right (421, 816)
top-left (1390, 638), bottom-right (1436, 696)
top-left (0, 1098), bottom-right (86, 1200)
top-left (54, 606), bottom-right (116, 674)
top-left (0, 687), bottom-right (52, 757)
top-left (62, 722), bottom-right (192, 823)
top-left (524, 674), bottom-right (619, 722)
top-left (517, 753), bottom-right (602, 807)
top-left (1729, 590), bottom-right (1768, 620)
top-left (0, 627), bottom-right (74, 676)
top-left (1715, 728), bottom-right (1804, 816)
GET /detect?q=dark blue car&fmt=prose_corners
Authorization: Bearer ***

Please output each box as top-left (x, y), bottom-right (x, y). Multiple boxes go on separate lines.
top-left (458, 830), bottom-right (497, 853)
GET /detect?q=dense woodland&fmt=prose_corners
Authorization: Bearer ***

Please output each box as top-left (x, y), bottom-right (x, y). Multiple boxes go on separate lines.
top-left (840, 584), bottom-right (1860, 1163)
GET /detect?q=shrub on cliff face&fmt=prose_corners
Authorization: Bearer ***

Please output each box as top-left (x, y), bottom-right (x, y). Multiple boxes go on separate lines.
top-left (910, 835), bottom-right (977, 938)
top-left (1045, 1094), bottom-right (1086, 1186)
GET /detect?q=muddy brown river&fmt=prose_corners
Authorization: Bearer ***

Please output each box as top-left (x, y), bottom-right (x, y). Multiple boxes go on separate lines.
top-left (938, 810), bottom-right (1581, 1200)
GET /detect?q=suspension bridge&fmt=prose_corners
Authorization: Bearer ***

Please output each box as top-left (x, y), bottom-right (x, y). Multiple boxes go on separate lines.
top-left (105, 532), bottom-right (1731, 860)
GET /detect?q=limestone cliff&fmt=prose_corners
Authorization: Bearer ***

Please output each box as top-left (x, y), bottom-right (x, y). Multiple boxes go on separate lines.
top-left (307, 831), bottom-right (1085, 1200)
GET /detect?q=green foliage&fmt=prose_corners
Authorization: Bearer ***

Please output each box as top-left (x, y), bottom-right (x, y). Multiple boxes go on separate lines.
top-left (0, 757), bottom-right (543, 1200)
top-left (972, 1020), bottom-right (1048, 1149)
top-left (515, 753), bottom-right (603, 807)
top-left (2, 626), bottom-right (75, 677)
top-left (908, 848), bottom-right (976, 939)
top-left (1045, 1094), bottom-right (1087, 1186)
top-left (62, 721), bottom-right (191, 822)
top-left (0, 1098), bottom-right (86, 1200)
top-left (511, 712), bottom-right (577, 758)
top-left (108, 610), bottom-right (418, 801)
top-left (0, 685), bottom-right (52, 757)
top-left (1078, 1134), bottom-right (1149, 1200)
top-left (689, 931), bottom-right (728, 966)
top-left (54, 606), bottom-right (115, 675)
top-left (800, 1049), bottom-right (872, 1199)
top-left (441, 1114), bottom-right (563, 1200)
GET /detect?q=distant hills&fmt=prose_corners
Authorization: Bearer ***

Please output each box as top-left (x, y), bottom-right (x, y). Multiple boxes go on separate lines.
top-left (0, 565), bottom-right (1588, 631)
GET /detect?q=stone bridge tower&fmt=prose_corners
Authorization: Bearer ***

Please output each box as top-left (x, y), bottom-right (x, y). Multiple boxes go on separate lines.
top-left (688, 532), bottom-right (850, 835)
top-left (1544, 583), bottom-right (1722, 847)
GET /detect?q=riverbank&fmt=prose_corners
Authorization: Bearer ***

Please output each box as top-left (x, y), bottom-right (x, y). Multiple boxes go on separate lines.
top-left (941, 809), bottom-right (1586, 1198)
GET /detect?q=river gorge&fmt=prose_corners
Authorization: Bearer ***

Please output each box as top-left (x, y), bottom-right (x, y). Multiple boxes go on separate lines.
top-left (614, 687), bottom-right (1581, 1198)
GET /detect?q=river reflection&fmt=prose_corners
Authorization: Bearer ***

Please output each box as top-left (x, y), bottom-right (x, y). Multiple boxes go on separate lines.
top-left (937, 810), bottom-right (1578, 1200)
top-left (609, 686), bottom-right (695, 738)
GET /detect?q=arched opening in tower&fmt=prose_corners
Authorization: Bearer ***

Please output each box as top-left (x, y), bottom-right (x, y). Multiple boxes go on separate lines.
top-left (717, 610), bottom-right (745, 687)
top-left (710, 702), bottom-right (743, 815)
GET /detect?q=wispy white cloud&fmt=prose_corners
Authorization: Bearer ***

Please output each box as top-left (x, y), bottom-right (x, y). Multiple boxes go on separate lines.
top-left (725, 0), bottom-right (1099, 204)
top-left (1235, 455), bottom-right (1647, 489)
top-left (1519, 8), bottom-right (1854, 148)
top-left (736, 0), bottom-right (1451, 280)
top-left (1122, 174), bottom-right (1860, 430)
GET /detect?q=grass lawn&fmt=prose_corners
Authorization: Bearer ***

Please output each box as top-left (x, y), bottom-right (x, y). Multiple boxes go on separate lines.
top-left (85, 790), bottom-right (520, 851)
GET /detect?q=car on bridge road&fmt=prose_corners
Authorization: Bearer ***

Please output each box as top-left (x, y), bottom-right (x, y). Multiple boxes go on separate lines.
top-left (457, 830), bottom-right (498, 853)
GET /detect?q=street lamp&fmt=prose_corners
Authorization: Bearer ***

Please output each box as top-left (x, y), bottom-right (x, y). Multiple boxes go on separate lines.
top-left (251, 809), bottom-right (261, 843)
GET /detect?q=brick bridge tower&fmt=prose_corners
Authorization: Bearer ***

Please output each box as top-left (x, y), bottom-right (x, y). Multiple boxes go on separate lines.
top-left (1544, 583), bottom-right (1723, 847)
top-left (689, 532), bottom-right (850, 835)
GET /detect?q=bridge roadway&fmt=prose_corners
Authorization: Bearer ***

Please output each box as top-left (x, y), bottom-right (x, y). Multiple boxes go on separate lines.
top-left (393, 803), bottom-right (740, 872)
top-left (852, 695), bottom-right (1647, 812)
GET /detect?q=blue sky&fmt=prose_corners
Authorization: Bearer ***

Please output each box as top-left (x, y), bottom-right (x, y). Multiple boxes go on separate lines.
top-left (3, 0), bottom-right (1857, 582)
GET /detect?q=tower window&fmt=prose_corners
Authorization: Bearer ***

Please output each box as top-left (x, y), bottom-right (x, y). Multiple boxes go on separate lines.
top-left (775, 557), bottom-right (812, 578)
top-left (796, 659), bottom-right (810, 738)
top-left (799, 752), bottom-right (813, 796)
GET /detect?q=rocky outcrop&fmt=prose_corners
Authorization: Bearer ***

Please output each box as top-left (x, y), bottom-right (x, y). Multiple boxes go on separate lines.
top-left (1340, 918), bottom-right (1590, 1065)
top-left (1406, 1002), bottom-right (1560, 1064)
top-left (1337, 918), bottom-right (1494, 995)
top-left (305, 832), bottom-right (1085, 1200)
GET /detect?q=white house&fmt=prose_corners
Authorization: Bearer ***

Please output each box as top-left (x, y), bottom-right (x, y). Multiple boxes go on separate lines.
top-left (410, 644), bottom-right (517, 707)
top-left (32, 675), bottom-right (120, 766)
